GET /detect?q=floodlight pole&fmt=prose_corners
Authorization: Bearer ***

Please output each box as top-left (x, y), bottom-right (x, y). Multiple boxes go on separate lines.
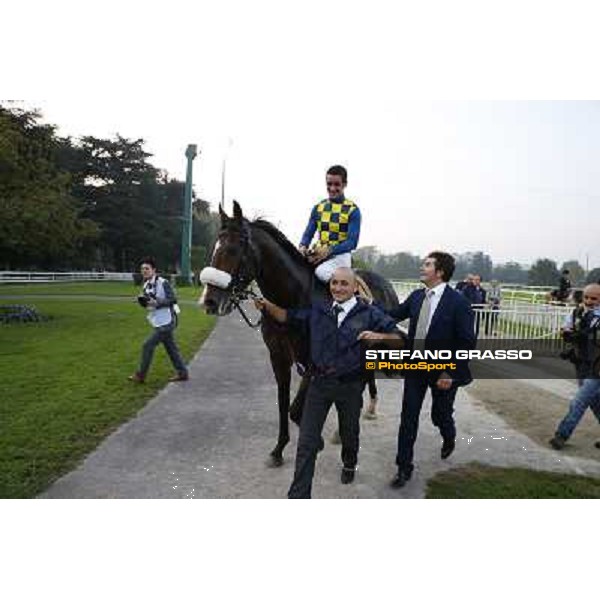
top-left (180, 144), bottom-right (198, 284)
top-left (220, 138), bottom-right (233, 209)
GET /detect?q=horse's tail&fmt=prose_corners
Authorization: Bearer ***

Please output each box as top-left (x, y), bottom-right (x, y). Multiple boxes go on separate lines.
top-left (355, 269), bottom-right (400, 312)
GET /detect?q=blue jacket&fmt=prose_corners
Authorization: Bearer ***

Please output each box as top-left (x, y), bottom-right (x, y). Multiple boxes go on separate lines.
top-left (388, 286), bottom-right (476, 385)
top-left (461, 283), bottom-right (487, 306)
top-left (287, 299), bottom-right (398, 378)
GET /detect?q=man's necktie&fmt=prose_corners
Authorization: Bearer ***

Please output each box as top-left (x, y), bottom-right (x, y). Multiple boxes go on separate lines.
top-left (414, 290), bottom-right (433, 350)
top-left (332, 303), bottom-right (344, 326)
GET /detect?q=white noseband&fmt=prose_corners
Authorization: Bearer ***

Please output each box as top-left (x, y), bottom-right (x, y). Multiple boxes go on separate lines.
top-left (199, 267), bottom-right (232, 290)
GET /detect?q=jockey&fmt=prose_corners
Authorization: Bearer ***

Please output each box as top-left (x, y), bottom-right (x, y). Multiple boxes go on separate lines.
top-left (299, 165), bottom-right (362, 283)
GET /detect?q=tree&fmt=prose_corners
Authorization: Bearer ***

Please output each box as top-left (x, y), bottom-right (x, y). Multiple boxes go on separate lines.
top-left (454, 251), bottom-right (493, 281)
top-left (469, 251), bottom-right (493, 281)
top-left (585, 267), bottom-right (600, 284)
top-left (561, 260), bottom-right (585, 286)
top-left (0, 104), bottom-right (98, 269)
top-left (58, 134), bottom-right (221, 273)
top-left (354, 246), bottom-right (379, 269)
top-left (492, 262), bottom-right (528, 284)
top-left (191, 197), bottom-right (220, 264)
top-left (63, 135), bottom-right (161, 271)
top-left (1, 102), bottom-right (225, 272)
top-left (528, 258), bottom-right (560, 286)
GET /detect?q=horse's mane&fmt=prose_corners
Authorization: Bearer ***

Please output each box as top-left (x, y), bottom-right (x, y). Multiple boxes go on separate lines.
top-left (250, 218), bottom-right (308, 268)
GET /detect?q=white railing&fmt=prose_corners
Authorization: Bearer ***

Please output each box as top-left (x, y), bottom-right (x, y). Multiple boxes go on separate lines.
top-left (0, 271), bottom-right (133, 284)
top-left (471, 304), bottom-right (572, 341)
top-left (389, 281), bottom-right (572, 351)
top-left (390, 280), bottom-right (421, 301)
top-left (390, 280), bottom-right (562, 306)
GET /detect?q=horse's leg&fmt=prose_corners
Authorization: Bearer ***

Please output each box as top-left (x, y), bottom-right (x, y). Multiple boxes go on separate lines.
top-left (268, 353), bottom-right (292, 467)
top-left (262, 321), bottom-right (294, 467)
top-left (364, 374), bottom-right (379, 418)
top-left (289, 374), bottom-right (311, 426)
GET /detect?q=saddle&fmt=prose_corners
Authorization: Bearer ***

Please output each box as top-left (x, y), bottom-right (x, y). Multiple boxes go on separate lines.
top-left (355, 274), bottom-right (374, 303)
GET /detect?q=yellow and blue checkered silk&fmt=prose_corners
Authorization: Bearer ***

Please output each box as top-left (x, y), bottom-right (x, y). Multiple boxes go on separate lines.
top-left (315, 198), bottom-right (357, 246)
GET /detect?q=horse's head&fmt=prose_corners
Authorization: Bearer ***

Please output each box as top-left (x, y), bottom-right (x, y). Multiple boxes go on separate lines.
top-left (200, 201), bottom-right (257, 316)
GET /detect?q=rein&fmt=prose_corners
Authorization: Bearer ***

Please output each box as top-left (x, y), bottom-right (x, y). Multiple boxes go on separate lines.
top-left (225, 222), bottom-right (264, 329)
top-left (230, 286), bottom-right (263, 328)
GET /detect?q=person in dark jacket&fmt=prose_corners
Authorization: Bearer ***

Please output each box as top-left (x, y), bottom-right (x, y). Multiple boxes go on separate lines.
top-left (559, 284), bottom-right (600, 383)
top-left (461, 274), bottom-right (487, 306)
top-left (387, 251), bottom-right (476, 488)
top-left (550, 285), bottom-right (600, 450)
top-left (255, 267), bottom-right (402, 498)
top-left (460, 274), bottom-right (486, 336)
top-left (455, 274), bottom-right (472, 293)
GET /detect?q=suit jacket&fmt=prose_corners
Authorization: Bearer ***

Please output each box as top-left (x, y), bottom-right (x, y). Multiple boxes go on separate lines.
top-left (461, 283), bottom-right (487, 306)
top-left (388, 285), bottom-right (476, 385)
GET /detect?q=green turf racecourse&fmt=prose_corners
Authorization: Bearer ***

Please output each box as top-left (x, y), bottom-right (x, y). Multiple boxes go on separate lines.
top-left (0, 282), bottom-right (216, 498)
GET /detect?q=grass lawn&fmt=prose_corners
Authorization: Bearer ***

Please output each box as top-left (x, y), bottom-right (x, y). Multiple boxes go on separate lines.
top-left (426, 462), bottom-right (600, 498)
top-left (0, 291), bottom-right (215, 498)
top-left (0, 281), bottom-right (203, 301)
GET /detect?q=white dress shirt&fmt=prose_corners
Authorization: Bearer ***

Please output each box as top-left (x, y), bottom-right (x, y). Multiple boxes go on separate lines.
top-left (423, 282), bottom-right (447, 334)
top-left (332, 296), bottom-right (358, 327)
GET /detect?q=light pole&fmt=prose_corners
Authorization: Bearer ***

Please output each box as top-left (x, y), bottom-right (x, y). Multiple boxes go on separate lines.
top-left (180, 144), bottom-right (198, 284)
top-left (220, 138), bottom-right (233, 209)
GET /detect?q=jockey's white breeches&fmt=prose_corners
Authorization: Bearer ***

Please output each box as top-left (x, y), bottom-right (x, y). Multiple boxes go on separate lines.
top-left (314, 252), bottom-right (352, 282)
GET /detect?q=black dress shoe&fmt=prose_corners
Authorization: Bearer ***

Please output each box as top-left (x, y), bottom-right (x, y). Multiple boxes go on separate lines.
top-left (390, 469), bottom-right (412, 489)
top-left (441, 438), bottom-right (456, 459)
top-left (341, 468), bottom-right (355, 484)
top-left (169, 372), bottom-right (189, 382)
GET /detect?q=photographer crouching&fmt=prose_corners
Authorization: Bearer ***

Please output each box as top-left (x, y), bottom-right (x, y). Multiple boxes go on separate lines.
top-left (128, 257), bottom-right (189, 384)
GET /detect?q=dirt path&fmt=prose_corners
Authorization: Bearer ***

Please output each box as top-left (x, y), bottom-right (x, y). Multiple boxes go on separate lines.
top-left (468, 378), bottom-right (600, 462)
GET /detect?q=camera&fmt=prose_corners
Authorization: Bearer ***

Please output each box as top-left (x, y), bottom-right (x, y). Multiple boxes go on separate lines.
top-left (137, 292), bottom-right (156, 308)
top-left (559, 347), bottom-right (578, 364)
top-left (562, 330), bottom-right (576, 344)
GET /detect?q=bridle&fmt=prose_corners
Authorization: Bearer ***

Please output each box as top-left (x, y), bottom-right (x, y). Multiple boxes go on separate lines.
top-left (203, 220), bottom-right (263, 328)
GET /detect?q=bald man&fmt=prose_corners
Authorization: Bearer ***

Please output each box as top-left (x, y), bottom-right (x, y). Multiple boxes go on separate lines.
top-left (256, 267), bottom-right (402, 498)
top-left (550, 283), bottom-right (600, 450)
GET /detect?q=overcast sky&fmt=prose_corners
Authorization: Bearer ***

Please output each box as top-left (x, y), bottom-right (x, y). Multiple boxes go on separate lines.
top-left (4, 1), bottom-right (600, 269)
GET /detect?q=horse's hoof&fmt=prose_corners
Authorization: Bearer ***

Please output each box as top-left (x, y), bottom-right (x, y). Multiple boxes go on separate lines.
top-left (268, 451), bottom-right (283, 467)
top-left (268, 454), bottom-right (284, 468)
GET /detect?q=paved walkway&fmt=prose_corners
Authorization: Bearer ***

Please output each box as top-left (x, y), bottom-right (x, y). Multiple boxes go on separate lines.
top-left (43, 309), bottom-right (600, 499)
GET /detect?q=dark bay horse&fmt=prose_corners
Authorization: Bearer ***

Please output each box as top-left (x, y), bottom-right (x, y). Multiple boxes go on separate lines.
top-left (201, 201), bottom-right (400, 466)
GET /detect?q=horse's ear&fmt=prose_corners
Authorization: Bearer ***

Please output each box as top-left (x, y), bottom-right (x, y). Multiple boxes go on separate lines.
top-left (233, 200), bottom-right (243, 221)
top-left (218, 203), bottom-right (229, 222)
